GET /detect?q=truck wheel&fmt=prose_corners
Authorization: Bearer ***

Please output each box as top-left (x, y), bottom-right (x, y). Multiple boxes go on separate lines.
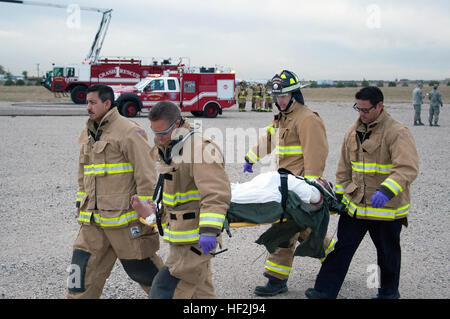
top-left (203, 103), bottom-right (219, 118)
top-left (70, 86), bottom-right (87, 104)
top-left (121, 101), bottom-right (139, 117)
top-left (191, 111), bottom-right (203, 117)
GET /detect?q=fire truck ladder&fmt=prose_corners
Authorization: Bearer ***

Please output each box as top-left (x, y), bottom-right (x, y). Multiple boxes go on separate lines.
top-left (0, 0), bottom-right (112, 63)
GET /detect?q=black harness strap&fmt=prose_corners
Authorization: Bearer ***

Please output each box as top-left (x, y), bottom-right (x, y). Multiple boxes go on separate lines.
top-left (279, 174), bottom-right (288, 223)
top-left (152, 174), bottom-right (165, 236)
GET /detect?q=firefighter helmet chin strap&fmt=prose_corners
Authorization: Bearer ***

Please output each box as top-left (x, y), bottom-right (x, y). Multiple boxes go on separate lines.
top-left (275, 96), bottom-right (295, 113)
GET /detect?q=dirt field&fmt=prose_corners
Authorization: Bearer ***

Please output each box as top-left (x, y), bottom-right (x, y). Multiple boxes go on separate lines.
top-left (0, 86), bottom-right (72, 103)
top-left (0, 98), bottom-right (448, 300)
top-left (303, 85), bottom-right (450, 103)
top-left (1, 85), bottom-right (449, 103)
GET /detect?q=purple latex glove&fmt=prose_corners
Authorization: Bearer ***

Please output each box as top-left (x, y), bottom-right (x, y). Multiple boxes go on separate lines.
top-left (371, 190), bottom-right (389, 208)
top-left (198, 234), bottom-right (217, 255)
top-left (243, 162), bottom-right (253, 173)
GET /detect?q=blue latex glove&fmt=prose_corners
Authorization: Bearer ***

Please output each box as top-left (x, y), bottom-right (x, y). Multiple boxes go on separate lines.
top-left (243, 162), bottom-right (253, 173)
top-left (371, 190), bottom-right (390, 208)
top-left (198, 234), bottom-right (217, 255)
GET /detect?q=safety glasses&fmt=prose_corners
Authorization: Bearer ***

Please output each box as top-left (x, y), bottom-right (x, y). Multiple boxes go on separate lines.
top-left (150, 118), bottom-right (178, 136)
top-left (353, 103), bottom-right (376, 113)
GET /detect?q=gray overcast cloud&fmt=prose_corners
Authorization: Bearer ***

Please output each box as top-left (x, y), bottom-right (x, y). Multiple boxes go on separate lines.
top-left (0, 0), bottom-right (449, 81)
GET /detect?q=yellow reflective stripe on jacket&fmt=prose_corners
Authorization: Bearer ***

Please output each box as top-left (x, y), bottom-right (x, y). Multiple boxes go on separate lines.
top-left (84, 162), bottom-right (134, 175)
top-left (305, 175), bottom-right (319, 179)
top-left (320, 239), bottom-right (336, 263)
top-left (78, 210), bottom-right (138, 227)
top-left (199, 212), bottom-right (225, 228)
top-left (343, 195), bottom-right (409, 219)
top-left (246, 149), bottom-right (260, 164)
top-left (78, 210), bottom-right (92, 223)
top-left (162, 190), bottom-right (200, 206)
top-left (265, 260), bottom-right (291, 276)
top-left (350, 161), bottom-right (393, 174)
top-left (381, 178), bottom-right (403, 196)
top-left (335, 184), bottom-right (344, 195)
top-left (238, 90), bottom-right (247, 98)
top-left (76, 191), bottom-right (86, 202)
top-left (163, 226), bottom-right (200, 243)
top-left (275, 145), bottom-right (303, 155)
top-left (266, 125), bottom-right (275, 135)
top-left (138, 195), bottom-right (152, 203)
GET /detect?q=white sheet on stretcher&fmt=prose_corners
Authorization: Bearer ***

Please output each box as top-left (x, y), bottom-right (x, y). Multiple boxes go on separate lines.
top-left (230, 172), bottom-right (321, 205)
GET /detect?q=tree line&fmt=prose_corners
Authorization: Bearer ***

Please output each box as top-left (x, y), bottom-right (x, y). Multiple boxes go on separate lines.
top-left (0, 65), bottom-right (41, 86)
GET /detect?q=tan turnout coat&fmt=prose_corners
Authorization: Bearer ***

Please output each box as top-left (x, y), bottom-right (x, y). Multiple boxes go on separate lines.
top-left (335, 110), bottom-right (419, 221)
top-left (76, 107), bottom-right (156, 227)
top-left (246, 101), bottom-right (328, 178)
top-left (152, 119), bottom-right (231, 244)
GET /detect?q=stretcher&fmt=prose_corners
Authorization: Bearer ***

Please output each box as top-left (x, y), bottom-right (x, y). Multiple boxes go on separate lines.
top-left (139, 171), bottom-right (340, 259)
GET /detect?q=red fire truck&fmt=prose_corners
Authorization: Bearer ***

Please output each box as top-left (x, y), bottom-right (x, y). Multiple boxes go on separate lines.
top-left (114, 68), bottom-right (235, 118)
top-left (41, 57), bottom-right (180, 104)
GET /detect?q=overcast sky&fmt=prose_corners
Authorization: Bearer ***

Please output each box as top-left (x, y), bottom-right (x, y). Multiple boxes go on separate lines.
top-left (1, 0), bottom-right (449, 81)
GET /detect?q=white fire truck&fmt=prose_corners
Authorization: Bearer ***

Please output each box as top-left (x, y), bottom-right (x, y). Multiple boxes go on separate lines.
top-left (114, 68), bottom-right (235, 118)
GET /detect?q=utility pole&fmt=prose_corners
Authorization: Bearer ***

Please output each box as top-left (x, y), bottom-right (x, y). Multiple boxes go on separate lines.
top-left (36, 63), bottom-right (40, 78)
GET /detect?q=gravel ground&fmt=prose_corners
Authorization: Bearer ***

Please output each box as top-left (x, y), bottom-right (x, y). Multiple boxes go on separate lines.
top-left (0, 100), bottom-right (448, 299)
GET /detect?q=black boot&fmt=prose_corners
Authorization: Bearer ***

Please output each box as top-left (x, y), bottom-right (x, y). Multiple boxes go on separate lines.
top-left (372, 290), bottom-right (400, 299)
top-left (305, 288), bottom-right (333, 299)
top-left (254, 273), bottom-right (288, 296)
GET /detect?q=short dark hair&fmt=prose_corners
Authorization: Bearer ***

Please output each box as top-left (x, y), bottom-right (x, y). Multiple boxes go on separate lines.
top-left (86, 84), bottom-right (115, 108)
top-left (355, 86), bottom-right (384, 106)
top-left (148, 101), bottom-right (181, 123)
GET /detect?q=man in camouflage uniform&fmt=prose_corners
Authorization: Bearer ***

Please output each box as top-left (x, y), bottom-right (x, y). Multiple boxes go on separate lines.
top-left (412, 83), bottom-right (425, 126)
top-left (428, 84), bottom-right (443, 126)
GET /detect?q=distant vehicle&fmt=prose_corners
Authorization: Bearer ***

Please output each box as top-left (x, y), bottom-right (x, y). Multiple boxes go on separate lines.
top-left (41, 57), bottom-right (181, 104)
top-left (114, 67), bottom-right (236, 118)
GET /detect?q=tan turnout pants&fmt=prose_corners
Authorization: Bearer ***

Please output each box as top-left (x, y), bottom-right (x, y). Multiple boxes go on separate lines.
top-left (67, 220), bottom-right (163, 298)
top-left (264, 230), bottom-right (334, 280)
top-left (149, 243), bottom-right (216, 299)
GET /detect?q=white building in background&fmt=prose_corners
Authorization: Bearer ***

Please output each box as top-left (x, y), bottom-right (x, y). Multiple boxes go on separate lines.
top-left (317, 80), bottom-right (335, 86)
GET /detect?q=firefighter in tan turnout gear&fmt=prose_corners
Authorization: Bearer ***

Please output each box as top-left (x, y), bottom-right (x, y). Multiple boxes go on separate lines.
top-left (67, 84), bottom-right (163, 298)
top-left (132, 101), bottom-right (231, 299)
top-left (306, 86), bottom-right (419, 299)
top-left (243, 70), bottom-right (329, 296)
top-left (264, 82), bottom-right (273, 112)
top-left (236, 81), bottom-right (248, 112)
top-left (254, 83), bottom-right (264, 111)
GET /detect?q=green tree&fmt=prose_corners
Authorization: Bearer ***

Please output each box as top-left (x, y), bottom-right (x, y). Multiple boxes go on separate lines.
top-left (388, 81), bottom-right (396, 87)
top-left (309, 81), bottom-right (318, 88)
top-left (336, 81), bottom-right (345, 88)
top-left (0, 65), bottom-right (5, 75)
top-left (361, 79), bottom-right (369, 87)
top-left (22, 71), bottom-right (28, 80)
top-left (429, 80), bottom-right (439, 87)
